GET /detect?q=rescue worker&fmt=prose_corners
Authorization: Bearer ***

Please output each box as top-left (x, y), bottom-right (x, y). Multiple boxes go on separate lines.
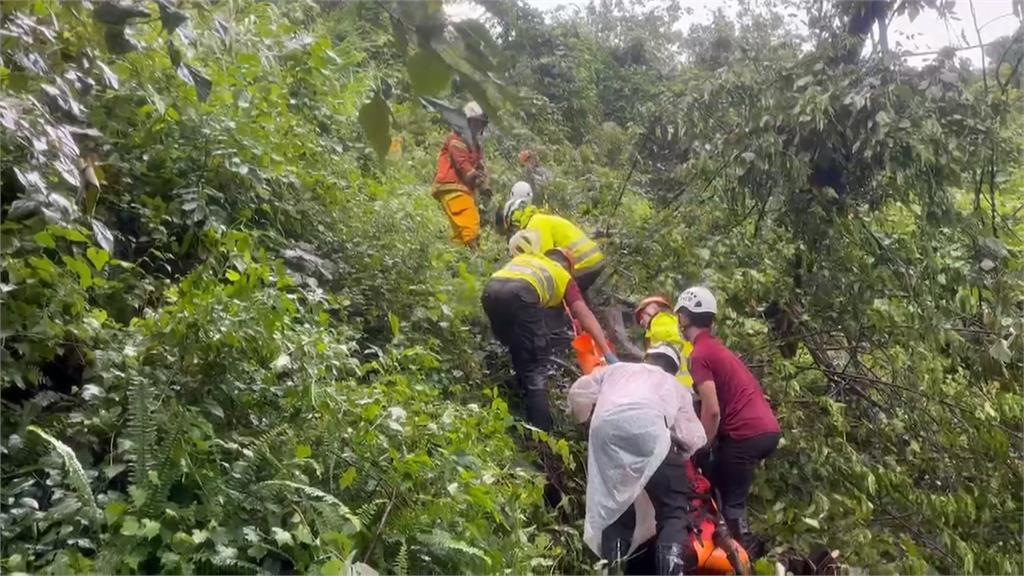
top-left (481, 231), bottom-right (616, 431)
top-left (675, 287), bottom-right (780, 554)
top-left (519, 148), bottom-right (552, 205)
top-left (431, 101), bottom-right (491, 248)
top-left (567, 345), bottom-right (706, 575)
top-left (498, 198), bottom-right (605, 293)
top-left (634, 296), bottom-right (694, 387)
top-left (509, 180), bottom-right (534, 204)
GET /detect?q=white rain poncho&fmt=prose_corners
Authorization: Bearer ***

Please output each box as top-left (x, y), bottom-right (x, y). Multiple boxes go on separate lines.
top-left (568, 363), bottom-right (706, 556)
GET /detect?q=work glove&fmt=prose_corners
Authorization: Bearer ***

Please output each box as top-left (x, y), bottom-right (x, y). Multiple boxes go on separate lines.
top-left (604, 352), bottom-right (619, 365)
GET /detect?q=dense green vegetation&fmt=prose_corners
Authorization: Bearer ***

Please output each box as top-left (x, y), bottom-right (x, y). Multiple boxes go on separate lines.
top-left (1, 0), bottom-right (1021, 574)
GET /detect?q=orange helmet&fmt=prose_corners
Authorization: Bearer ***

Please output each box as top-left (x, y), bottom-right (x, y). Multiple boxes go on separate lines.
top-left (518, 149), bottom-right (534, 166)
top-left (633, 296), bottom-right (672, 324)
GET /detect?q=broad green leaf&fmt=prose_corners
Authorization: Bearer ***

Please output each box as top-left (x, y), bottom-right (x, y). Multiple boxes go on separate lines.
top-left (50, 226), bottom-right (88, 243)
top-left (358, 93), bottom-right (390, 160)
top-left (104, 501), bottom-right (128, 524)
top-left (407, 48), bottom-right (452, 96)
top-left (86, 247), bottom-right (110, 271)
top-left (338, 467), bottom-right (357, 489)
top-left (121, 516), bottom-right (141, 536)
top-left (33, 230), bottom-right (56, 248)
top-left (62, 255), bottom-right (93, 288)
top-left (802, 517), bottom-right (820, 529)
top-left (321, 559), bottom-right (345, 576)
top-left (388, 312), bottom-right (400, 339)
top-left (141, 518), bottom-right (161, 539)
top-left (295, 444), bottom-right (312, 459)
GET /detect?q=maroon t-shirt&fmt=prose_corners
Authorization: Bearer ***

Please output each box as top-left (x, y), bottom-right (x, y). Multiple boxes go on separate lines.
top-left (689, 331), bottom-right (779, 440)
top-left (562, 280), bottom-right (583, 307)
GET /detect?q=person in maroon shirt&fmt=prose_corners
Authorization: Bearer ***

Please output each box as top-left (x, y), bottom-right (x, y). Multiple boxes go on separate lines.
top-left (674, 286), bottom-right (780, 554)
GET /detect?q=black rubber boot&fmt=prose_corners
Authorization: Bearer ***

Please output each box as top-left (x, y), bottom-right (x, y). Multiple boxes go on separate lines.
top-left (521, 371), bottom-right (552, 431)
top-left (726, 515), bottom-right (751, 539)
top-left (655, 543), bottom-right (686, 576)
top-left (727, 515), bottom-right (767, 560)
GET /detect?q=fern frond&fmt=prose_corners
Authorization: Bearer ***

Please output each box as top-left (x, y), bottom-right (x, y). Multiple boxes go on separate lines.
top-left (420, 529), bottom-right (491, 566)
top-left (141, 413), bottom-right (187, 518)
top-left (196, 553), bottom-right (259, 575)
top-left (28, 425), bottom-right (101, 521)
top-left (355, 498), bottom-right (385, 528)
top-left (126, 374), bottom-right (159, 486)
top-left (394, 539), bottom-right (409, 576)
top-left (224, 424), bottom-right (290, 504)
top-left (260, 480), bottom-right (362, 529)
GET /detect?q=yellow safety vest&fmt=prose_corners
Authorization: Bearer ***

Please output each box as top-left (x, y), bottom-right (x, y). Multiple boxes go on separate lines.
top-left (491, 253), bottom-right (573, 308)
top-left (524, 213), bottom-right (604, 273)
top-left (646, 312), bottom-right (694, 388)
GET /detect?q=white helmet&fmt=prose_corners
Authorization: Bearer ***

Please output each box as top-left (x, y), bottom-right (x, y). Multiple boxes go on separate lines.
top-left (463, 101), bottom-right (486, 120)
top-left (502, 197), bottom-right (529, 230)
top-left (510, 181), bottom-right (533, 203)
top-left (508, 230), bottom-right (542, 256)
top-left (674, 286), bottom-right (718, 315)
top-left (645, 344), bottom-right (681, 372)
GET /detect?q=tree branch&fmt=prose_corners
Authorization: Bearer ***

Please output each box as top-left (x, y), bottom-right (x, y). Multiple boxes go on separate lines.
top-left (968, 0), bottom-right (990, 91)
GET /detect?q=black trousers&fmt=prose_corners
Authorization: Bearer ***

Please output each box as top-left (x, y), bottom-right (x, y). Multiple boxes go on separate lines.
top-left (575, 262), bottom-right (606, 294)
top-left (481, 279), bottom-right (554, 431)
top-left (709, 432), bottom-right (780, 521)
top-left (601, 447), bottom-right (691, 564)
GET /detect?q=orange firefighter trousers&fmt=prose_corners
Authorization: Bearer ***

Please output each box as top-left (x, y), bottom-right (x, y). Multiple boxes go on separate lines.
top-left (439, 191), bottom-right (480, 247)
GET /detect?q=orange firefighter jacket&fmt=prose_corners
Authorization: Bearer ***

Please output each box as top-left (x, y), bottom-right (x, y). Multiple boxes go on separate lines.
top-left (431, 132), bottom-right (485, 199)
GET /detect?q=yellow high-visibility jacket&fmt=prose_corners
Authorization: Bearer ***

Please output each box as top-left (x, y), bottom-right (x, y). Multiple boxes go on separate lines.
top-left (646, 312), bottom-right (694, 387)
top-left (491, 253), bottom-right (573, 308)
top-left (523, 212), bottom-right (604, 273)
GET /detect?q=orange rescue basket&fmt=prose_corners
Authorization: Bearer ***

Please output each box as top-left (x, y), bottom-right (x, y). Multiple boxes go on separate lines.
top-left (565, 302), bottom-right (613, 375)
top-left (572, 332), bottom-right (606, 375)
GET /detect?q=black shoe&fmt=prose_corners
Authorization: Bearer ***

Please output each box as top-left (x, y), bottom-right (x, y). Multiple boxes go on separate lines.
top-left (742, 533), bottom-right (768, 561)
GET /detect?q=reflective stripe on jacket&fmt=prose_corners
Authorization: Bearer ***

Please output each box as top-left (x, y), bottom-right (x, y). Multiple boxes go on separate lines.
top-left (491, 253), bottom-right (572, 308)
top-left (645, 312), bottom-right (694, 387)
top-left (524, 213), bottom-right (604, 272)
top-left (432, 132), bottom-right (483, 198)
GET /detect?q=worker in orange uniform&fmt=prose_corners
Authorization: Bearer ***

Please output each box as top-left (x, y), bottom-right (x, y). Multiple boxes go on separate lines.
top-left (432, 102), bottom-right (492, 248)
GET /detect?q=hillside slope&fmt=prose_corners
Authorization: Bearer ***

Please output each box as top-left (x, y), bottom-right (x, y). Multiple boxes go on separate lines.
top-left (2, 1), bottom-right (1022, 574)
